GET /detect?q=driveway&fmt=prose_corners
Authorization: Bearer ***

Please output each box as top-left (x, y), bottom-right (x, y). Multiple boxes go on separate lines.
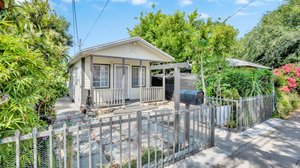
top-left (214, 110), bottom-right (300, 168)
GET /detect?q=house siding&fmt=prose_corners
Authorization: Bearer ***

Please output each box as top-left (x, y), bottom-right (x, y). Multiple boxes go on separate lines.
top-left (91, 42), bottom-right (171, 62)
top-left (87, 57), bottom-right (151, 100)
top-left (69, 60), bottom-right (82, 106)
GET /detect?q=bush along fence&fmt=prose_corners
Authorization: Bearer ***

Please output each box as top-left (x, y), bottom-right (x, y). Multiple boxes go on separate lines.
top-left (205, 95), bottom-right (274, 131)
top-left (0, 106), bottom-right (216, 168)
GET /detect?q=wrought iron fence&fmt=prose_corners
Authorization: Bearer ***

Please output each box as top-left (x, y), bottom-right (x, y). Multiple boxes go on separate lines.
top-left (205, 95), bottom-right (274, 131)
top-left (0, 105), bottom-right (216, 168)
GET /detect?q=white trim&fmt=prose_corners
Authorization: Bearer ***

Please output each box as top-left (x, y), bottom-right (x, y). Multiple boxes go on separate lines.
top-left (69, 37), bottom-right (175, 66)
top-left (93, 64), bottom-right (110, 88)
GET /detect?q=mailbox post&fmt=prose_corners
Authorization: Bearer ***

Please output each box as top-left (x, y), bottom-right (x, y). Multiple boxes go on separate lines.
top-left (180, 90), bottom-right (204, 147)
top-left (149, 62), bottom-right (191, 152)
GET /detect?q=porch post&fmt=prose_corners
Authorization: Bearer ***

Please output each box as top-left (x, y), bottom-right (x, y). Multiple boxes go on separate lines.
top-left (162, 69), bottom-right (166, 101)
top-left (174, 67), bottom-right (180, 111)
top-left (90, 55), bottom-right (94, 106)
top-left (122, 58), bottom-right (125, 107)
top-left (139, 60), bottom-right (143, 106)
top-left (174, 67), bottom-right (180, 151)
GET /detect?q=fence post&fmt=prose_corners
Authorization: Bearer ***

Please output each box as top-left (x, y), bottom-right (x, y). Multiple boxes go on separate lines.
top-left (63, 123), bottom-right (67, 168)
top-left (88, 119), bottom-right (92, 168)
top-left (49, 125), bottom-right (53, 168)
top-left (210, 104), bottom-right (215, 147)
top-left (239, 97), bottom-right (243, 130)
top-left (137, 111), bottom-right (142, 168)
top-left (184, 105), bottom-right (190, 148)
top-left (15, 130), bottom-right (20, 168)
top-left (33, 128), bottom-right (38, 168)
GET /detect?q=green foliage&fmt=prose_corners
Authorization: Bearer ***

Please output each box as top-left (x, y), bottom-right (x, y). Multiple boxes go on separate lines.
top-left (237, 0), bottom-right (300, 68)
top-left (122, 146), bottom-right (162, 168)
top-left (274, 92), bottom-right (300, 118)
top-left (129, 9), bottom-right (238, 97)
top-left (0, 0), bottom-right (71, 133)
top-left (0, 35), bottom-right (45, 133)
top-left (273, 64), bottom-right (300, 118)
top-left (205, 68), bottom-right (272, 98)
top-left (0, 1), bottom-right (71, 166)
top-left (128, 10), bottom-right (238, 65)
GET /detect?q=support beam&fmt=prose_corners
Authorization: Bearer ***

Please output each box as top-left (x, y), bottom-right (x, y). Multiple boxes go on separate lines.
top-left (150, 62), bottom-right (190, 70)
top-left (90, 55), bottom-right (94, 106)
top-left (174, 67), bottom-right (180, 151)
top-left (139, 60), bottom-right (143, 106)
top-left (174, 67), bottom-right (180, 111)
top-left (122, 59), bottom-right (125, 107)
top-left (162, 69), bottom-right (166, 101)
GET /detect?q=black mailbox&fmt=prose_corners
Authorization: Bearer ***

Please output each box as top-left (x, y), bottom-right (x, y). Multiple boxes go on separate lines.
top-left (180, 90), bottom-right (204, 105)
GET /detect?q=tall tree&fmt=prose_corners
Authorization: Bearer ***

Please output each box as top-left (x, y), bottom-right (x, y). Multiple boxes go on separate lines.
top-left (129, 9), bottom-right (238, 92)
top-left (237, 0), bottom-right (300, 68)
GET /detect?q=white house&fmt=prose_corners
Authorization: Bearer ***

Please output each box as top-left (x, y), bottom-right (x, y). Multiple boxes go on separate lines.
top-left (68, 37), bottom-right (175, 107)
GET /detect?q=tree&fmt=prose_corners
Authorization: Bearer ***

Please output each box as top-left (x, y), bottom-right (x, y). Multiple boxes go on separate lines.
top-left (0, 0), bottom-right (72, 132)
top-left (129, 9), bottom-right (238, 94)
top-left (237, 0), bottom-right (300, 68)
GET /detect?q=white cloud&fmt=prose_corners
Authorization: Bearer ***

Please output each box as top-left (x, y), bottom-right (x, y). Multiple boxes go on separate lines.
top-left (131, 0), bottom-right (148, 5)
top-left (235, 0), bottom-right (249, 4)
top-left (180, 0), bottom-right (193, 6)
top-left (199, 13), bottom-right (210, 19)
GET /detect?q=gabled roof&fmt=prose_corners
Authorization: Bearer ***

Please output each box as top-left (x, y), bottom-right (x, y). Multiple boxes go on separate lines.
top-left (69, 37), bottom-right (175, 65)
top-left (226, 58), bottom-right (271, 69)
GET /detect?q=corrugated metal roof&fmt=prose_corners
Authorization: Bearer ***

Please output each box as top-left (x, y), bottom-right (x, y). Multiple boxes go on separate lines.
top-left (226, 58), bottom-right (271, 69)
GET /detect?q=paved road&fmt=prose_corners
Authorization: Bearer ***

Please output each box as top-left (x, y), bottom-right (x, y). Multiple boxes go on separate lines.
top-left (214, 110), bottom-right (300, 168)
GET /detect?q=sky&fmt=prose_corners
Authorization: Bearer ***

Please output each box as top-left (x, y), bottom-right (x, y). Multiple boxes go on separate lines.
top-left (49, 0), bottom-right (284, 56)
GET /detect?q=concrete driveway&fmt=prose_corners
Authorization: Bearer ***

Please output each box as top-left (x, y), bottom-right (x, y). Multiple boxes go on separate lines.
top-left (214, 110), bottom-right (300, 168)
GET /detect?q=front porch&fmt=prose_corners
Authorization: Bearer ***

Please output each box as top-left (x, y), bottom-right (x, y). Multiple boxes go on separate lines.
top-left (91, 86), bottom-right (164, 107)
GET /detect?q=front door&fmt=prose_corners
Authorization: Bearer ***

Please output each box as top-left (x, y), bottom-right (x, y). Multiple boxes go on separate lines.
top-left (115, 65), bottom-right (129, 99)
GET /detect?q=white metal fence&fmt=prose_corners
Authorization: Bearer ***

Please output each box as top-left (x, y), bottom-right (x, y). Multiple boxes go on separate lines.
top-left (206, 95), bottom-right (274, 131)
top-left (0, 106), bottom-right (216, 168)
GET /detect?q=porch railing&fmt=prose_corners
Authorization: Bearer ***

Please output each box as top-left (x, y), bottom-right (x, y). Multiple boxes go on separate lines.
top-left (142, 87), bottom-right (164, 102)
top-left (93, 88), bottom-right (124, 107)
top-left (0, 106), bottom-right (216, 168)
top-left (205, 95), bottom-right (274, 131)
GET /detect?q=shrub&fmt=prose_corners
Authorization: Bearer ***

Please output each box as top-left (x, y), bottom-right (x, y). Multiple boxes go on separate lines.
top-left (204, 67), bottom-right (272, 99)
top-left (274, 63), bottom-right (300, 118)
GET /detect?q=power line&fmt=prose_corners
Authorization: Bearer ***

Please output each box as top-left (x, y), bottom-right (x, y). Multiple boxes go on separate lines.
top-left (224, 0), bottom-right (256, 22)
top-left (72, 0), bottom-right (80, 53)
top-left (83, 0), bottom-right (110, 44)
top-left (73, 0), bottom-right (79, 44)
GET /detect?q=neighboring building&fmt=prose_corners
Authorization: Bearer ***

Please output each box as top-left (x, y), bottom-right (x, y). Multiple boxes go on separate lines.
top-left (68, 37), bottom-right (174, 107)
top-left (226, 58), bottom-right (271, 69)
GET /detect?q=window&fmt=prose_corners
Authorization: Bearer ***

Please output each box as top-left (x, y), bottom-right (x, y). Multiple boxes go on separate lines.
top-left (93, 65), bottom-right (110, 88)
top-left (132, 66), bottom-right (146, 87)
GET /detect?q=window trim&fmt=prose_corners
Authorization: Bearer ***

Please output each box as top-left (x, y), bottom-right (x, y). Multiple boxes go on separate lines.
top-left (93, 64), bottom-right (110, 89)
top-left (132, 66), bottom-right (146, 88)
